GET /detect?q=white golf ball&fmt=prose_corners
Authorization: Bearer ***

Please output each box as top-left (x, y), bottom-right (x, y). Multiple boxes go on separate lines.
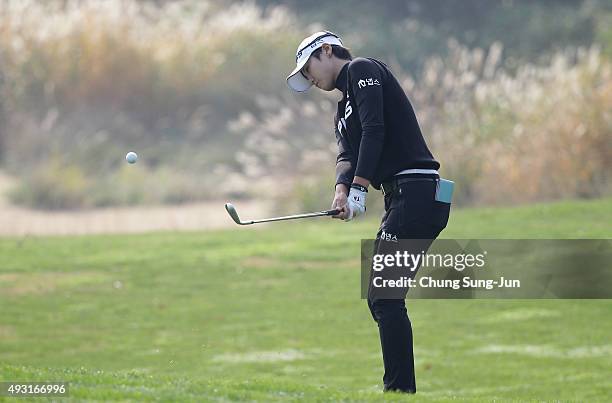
top-left (126, 151), bottom-right (138, 164)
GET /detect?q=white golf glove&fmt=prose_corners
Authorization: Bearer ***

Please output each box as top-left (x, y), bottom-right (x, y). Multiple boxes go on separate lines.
top-left (345, 184), bottom-right (367, 221)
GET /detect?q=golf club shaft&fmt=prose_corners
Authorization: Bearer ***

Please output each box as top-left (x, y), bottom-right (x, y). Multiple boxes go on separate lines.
top-left (247, 209), bottom-right (340, 224)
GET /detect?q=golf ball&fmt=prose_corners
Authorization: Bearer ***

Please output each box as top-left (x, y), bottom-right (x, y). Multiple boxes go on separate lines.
top-left (126, 151), bottom-right (138, 164)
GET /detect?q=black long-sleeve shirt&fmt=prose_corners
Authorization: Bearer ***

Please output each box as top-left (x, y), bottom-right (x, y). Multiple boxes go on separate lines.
top-left (334, 57), bottom-right (439, 190)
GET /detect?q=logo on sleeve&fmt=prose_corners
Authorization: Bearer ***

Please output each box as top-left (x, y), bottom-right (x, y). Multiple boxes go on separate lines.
top-left (344, 99), bottom-right (352, 119)
top-left (357, 78), bottom-right (381, 89)
top-left (338, 118), bottom-right (347, 135)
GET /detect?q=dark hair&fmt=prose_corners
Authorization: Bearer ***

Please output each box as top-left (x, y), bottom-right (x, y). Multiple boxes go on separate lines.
top-left (311, 44), bottom-right (353, 61)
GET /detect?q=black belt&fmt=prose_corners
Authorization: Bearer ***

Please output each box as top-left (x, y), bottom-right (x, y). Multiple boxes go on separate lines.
top-left (380, 174), bottom-right (438, 196)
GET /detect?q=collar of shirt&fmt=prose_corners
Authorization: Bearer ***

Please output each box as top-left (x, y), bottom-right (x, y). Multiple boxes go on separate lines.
top-left (334, 62), bottom-right (350, 92)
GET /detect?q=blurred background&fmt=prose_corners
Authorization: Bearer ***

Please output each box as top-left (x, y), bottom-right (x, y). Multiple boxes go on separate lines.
top-left (0, 0), bottom-right (610, 233)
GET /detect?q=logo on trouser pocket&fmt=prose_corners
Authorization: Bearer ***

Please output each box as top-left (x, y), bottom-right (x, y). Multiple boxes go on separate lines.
top-left (379, 230), bottom-right (398, 242)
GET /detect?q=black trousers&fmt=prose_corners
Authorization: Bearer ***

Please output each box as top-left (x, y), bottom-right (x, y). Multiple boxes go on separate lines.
top-left (367, 177), bottom-right (450, 393)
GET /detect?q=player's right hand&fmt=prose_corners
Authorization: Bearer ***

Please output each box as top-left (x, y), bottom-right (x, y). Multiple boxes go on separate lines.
top-left (331, 191), bottom-right (350, 220)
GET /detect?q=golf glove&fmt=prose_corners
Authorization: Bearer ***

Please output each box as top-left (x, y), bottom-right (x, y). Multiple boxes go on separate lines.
top-left (346, 184), bottom-right (367, 221)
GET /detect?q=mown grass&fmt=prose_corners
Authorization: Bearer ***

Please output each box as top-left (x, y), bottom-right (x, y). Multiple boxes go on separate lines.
top-left (1, 197), bottom-right (611, 401)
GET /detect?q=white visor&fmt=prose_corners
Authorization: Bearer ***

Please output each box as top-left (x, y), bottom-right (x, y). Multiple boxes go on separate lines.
top-left (286, 31), bottom-right (343, 92)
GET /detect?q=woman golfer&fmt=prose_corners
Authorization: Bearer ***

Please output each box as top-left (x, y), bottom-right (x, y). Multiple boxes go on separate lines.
top-left (287, 31), bottom-right (451, 393)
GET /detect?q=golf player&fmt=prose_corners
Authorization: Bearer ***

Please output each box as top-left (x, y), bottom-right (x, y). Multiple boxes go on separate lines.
top-left (287, 31), bottom-right (450, 393)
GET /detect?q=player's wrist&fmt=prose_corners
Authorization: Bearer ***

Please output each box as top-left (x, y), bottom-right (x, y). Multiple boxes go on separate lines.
top-left (335, 183), bottom-right (349, 195)
top-left (350, 183), bottom-right (368, 193)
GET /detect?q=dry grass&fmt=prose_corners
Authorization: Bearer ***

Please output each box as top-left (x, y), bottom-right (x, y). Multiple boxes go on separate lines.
top-left (0, 1), bottom-right (609, 210)
top-left (0, 0), bottom-right (301, 208)
top-left (0, 170), bottom-right (271, 235)
top-left (0, 199), bottom-right (270, 236)
top-left (403, 41), bottom-right (612, 205)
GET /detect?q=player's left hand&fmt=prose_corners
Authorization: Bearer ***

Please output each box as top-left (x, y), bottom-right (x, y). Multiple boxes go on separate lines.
top-left (345, 184), bottom-right (367, 221)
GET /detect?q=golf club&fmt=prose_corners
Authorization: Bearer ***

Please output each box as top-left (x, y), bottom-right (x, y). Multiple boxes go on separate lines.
top-left (224, 203), bottom-right (341, 225)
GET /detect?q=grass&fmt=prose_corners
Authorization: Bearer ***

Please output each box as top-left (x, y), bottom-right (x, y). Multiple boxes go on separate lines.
top-left (1, 197), bottom-right (611, 402)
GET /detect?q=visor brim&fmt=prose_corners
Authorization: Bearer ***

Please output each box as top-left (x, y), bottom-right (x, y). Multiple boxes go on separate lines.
top-left (286, 57), bottom-right (312, 92)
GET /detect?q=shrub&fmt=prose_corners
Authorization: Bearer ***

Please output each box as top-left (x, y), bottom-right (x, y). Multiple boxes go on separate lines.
top-left (9, 156), bottom-right (90, 210)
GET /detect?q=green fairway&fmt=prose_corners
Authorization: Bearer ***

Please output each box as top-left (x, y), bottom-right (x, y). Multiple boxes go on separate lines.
top-left (1, 197), bottom-right (611, 402)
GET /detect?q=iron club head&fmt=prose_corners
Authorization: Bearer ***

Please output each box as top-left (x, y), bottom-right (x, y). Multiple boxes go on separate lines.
top-left (224, 203), bottom-right (243, 225)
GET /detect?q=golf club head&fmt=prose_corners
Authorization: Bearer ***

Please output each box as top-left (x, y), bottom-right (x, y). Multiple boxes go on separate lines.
top-left (224, 203), bottom-right (243, 225)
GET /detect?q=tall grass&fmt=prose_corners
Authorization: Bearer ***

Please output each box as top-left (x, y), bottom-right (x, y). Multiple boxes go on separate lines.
top-left (0, 0), bottom-right (609, 209)
top-left (0, 0), bottom-right (301, 208)
top-left (407, 40), bottom-right (611, 205)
